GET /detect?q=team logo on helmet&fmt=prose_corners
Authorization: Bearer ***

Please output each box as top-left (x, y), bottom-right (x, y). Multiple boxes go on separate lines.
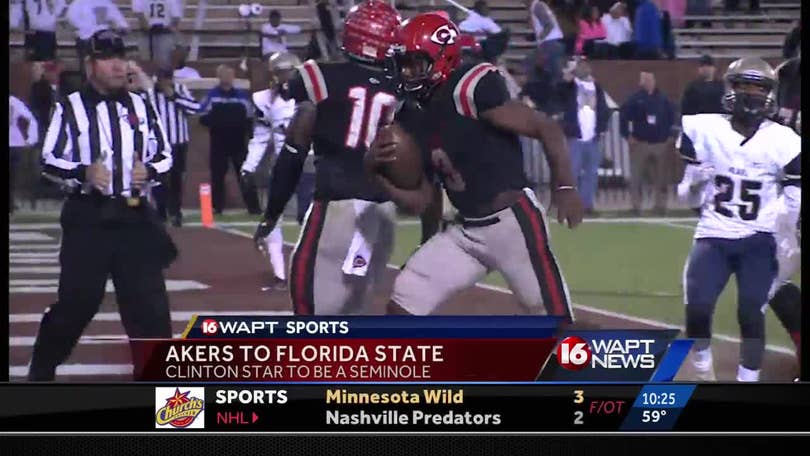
top-left (430, 25), bottom-right (458, 45)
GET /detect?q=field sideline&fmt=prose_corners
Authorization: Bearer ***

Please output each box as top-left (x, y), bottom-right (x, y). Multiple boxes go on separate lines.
top-left (12, 213), bottom-right (795, 351)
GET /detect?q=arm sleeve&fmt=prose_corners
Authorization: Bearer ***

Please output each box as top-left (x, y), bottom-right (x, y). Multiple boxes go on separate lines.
top-left (144, 98), bottom-right (173, 178)
top-left (41, 102), bottom-right (84, 180)
top-left (172, 83), bottom-right (201, 114)
top-left (457, 66), bottom-right (509, 119)
top-left (290, 60), bottom-right (329, 104)
top-left (779, 133), bottom-right (801, 186)
top-left (780, 146), bottom-right (801, 230)
top-left (263, 142), bottom-right (307, 221)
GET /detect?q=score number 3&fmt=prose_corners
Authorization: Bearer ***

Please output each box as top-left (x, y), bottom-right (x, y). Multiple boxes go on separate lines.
top-left (345, 87), bottom-right (396, 149)
top-left (573, 390), bottom-right (584, 425)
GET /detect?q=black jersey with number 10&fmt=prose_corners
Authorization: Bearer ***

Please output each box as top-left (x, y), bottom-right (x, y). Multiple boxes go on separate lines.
top-left (288, 60), bottom-right (398, 202)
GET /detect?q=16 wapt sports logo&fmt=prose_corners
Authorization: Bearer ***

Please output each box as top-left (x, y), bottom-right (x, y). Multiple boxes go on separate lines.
top-left (537, 330), bottom-right (683, 381)
top-left (155, 387), bottom-right (206, 429)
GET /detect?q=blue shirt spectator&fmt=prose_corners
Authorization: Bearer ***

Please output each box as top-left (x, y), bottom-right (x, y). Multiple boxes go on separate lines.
top-left (620, 76), bottom-right (675, 144)
top-left (633, 0), bottom-right (662, 59)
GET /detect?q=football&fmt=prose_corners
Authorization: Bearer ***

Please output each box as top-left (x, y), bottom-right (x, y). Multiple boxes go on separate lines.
top-left (373, 123), bottom-right (424, 190)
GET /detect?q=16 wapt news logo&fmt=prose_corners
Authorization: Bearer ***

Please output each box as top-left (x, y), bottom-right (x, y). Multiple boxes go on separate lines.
top-left (538, 331), bottom-right (681, 381)
top-left (155, 387), bottom-right (206, 429)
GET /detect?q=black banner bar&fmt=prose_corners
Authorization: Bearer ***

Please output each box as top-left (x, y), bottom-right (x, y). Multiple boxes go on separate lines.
top-left (0, 384), bottom-right (807, 433)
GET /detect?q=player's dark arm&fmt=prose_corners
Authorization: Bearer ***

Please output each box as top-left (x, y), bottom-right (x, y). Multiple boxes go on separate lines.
top-left (420, 181), bottom-right (443, 244)
top-left (374, 174), bottom-right (435, 215)
top-left (262, 101), bottom-right (316, 222)
top-left (480, 101), bottom-right (576, 188)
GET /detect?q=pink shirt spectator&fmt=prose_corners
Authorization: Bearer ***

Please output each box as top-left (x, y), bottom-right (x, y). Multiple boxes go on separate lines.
top-left (575, 19), bottom-right (607, 55)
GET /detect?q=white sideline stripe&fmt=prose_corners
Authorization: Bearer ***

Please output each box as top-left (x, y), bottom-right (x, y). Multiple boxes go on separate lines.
top-left (10, 258), bottom-right (59, 265)
top-left (10, 252), bottom-right (59, 258)
top-left (216, 226), bottom-right (795, 356)
top-left (10, 279), bottom-right (211, 294)
top-left (9, 232), bottom-right (53, 241)
top-left (9, 309), bottom-right (293, 324)
top-left (10, 217), bottom-right (700, 231)
top-left (10, 266), bottom-right (61, 274)
top-left (9, 364), bottom-right (134, 377)
top-left (10, 334), bottom-right (184, 347)
top-left (10, 243), bottom-right (60, 250)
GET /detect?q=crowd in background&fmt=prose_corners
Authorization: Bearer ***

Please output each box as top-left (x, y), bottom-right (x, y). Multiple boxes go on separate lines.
top-left (7, 0), bottom-right (799, 216)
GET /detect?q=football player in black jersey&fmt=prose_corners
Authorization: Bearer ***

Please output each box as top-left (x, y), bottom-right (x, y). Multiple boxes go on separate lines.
top-left (251, 1), bottom-right (434, 316)
top-left (368, 13), bottom-right (583, 319)
top-left (769, 56), bottom-right (801, 379)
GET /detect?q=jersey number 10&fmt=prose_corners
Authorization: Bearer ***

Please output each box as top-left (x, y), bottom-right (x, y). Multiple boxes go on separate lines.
top-left (345, 87), bottom-right (396, 149)
top-left (713, 175), bottom-right (762, 221)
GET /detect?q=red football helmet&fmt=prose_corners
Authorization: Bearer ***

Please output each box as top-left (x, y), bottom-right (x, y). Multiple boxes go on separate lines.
top-left (392, 13), bottom-right (462, 100)
top-left (341, 0), bottom-right (402, 63)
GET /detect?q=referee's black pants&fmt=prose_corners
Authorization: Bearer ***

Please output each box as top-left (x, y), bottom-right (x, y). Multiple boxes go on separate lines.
top-left (28, 196), bottom-right (175, 381)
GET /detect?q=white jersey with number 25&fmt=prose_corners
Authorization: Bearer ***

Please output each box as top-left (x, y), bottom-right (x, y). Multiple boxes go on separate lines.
top-left (681, 114), bottom-right (800, 240)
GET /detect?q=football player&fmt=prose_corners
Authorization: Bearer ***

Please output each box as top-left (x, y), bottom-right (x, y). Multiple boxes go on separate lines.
top-left (768, 56), bottom-right (801, 378)
top-left (677, 57), bottom-right (801, 382)
top-left (367, 13), bottom-right (583, 319)
top-left (240, 51), bottom-right (303, 291)
top-left (251, 1), bottom-right (424, 315)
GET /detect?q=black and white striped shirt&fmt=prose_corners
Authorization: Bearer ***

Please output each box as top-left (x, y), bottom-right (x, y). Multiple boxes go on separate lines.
top-left (148, 82), bottom-right (200, 145)
top-left (41, 85), bottom-right (172, 198)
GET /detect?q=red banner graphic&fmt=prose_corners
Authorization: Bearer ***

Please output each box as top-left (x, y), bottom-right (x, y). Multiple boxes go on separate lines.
top-left (133, 338), bottom-right (557, 382)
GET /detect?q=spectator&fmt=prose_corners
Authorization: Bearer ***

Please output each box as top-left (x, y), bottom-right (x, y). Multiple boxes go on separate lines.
top-left (655, 0), bottom-right (686, 27)
top-left (21, 0), bottom-right (67, 62)
top-left (316, 0), bottom-right (339, 57)
top-left (620, 71), bottom-right (675, 215)
top-left (680, 54), bottom-right (724, 115)
top-left (10, 1), bottom-right (24, 30)
top-left (133, 0), bottom-right (183, 70)
top-left (171, 45), bottom-right (201, 80)
top-left (9, 95), bottom-right (39, 213)
top-left (526, 0), bottom-right (566, 84)
top-left (199, 65), bottom-right (261, 215)
top-left (29, 61), bottom-right (61, 142)
top-left (575, 4), bottom-right (607, 57)
top-left (549, 0), bottom-right (581, 56)
top-left (685, 0), bottom-right (712, 28)
top-left (261, 9), bottom-right (303, 59)
top-left (782, 22), bottom-right (800, 59)
top-left (660, 10), bottom-right (676, 59)
top-left (724, 0), bottom-right (759, 13)
top-left (66, 0), bottom-right (129, 78)
top-left (459, 0), bottom-right (502, 42)
top-left (600, 2), bottom-right (634, 58)
top-left (459, 0), bottom-right (510, 62)
top-left (556, 58), bottom-right (610, 215)
top-left (633, 0), bottom-right (663, 59)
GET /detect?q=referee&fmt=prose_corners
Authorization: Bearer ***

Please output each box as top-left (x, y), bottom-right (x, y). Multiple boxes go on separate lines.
top-left (28, 30), bottom-right (176, 381)
top-left (149, 68), bottom-right (201, 226)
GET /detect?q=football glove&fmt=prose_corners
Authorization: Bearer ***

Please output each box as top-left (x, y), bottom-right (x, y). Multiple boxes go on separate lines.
top-left (253, 218), bottom-right (277, 254)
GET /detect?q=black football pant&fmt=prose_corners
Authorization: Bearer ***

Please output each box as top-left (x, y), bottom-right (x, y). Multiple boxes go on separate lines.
top-left (28, 197), bottom-right (173, 381)
top-left (155, 143), bottom-right (187, 220)
top-left (209, 141), bottom-right (260, 214)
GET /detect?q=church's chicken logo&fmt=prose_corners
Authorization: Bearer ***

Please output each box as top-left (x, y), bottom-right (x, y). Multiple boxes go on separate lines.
top-left (155, 387), bottom-right (205, 429)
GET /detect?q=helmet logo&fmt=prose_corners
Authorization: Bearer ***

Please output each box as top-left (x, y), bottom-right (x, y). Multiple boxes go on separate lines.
top-left (430, 25), bottom-right (458, 45)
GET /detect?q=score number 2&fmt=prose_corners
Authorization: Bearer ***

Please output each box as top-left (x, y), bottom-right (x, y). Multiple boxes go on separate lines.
top-left (345, 87), bottom-right (396, 149)
top-left (573, 390), bottom-right (584, 425)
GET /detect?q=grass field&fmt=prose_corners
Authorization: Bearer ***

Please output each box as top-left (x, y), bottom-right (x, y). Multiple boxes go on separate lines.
top-left (11, 210), bottom-right (797, 349)
top-left (279, 218), bottom-right (797, 349)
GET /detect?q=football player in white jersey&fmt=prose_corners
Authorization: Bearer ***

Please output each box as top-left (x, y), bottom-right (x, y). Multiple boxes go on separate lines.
top-left (241, 52), bottom-right (303, 291)
top-left (677, 57), bottom-right (801, 382)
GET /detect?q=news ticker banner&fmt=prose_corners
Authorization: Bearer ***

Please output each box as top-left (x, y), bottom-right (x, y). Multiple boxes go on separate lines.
top-left (1, 384), bottom-right (808, 433)
top-left (131, 316), bottom-right (693, 382)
